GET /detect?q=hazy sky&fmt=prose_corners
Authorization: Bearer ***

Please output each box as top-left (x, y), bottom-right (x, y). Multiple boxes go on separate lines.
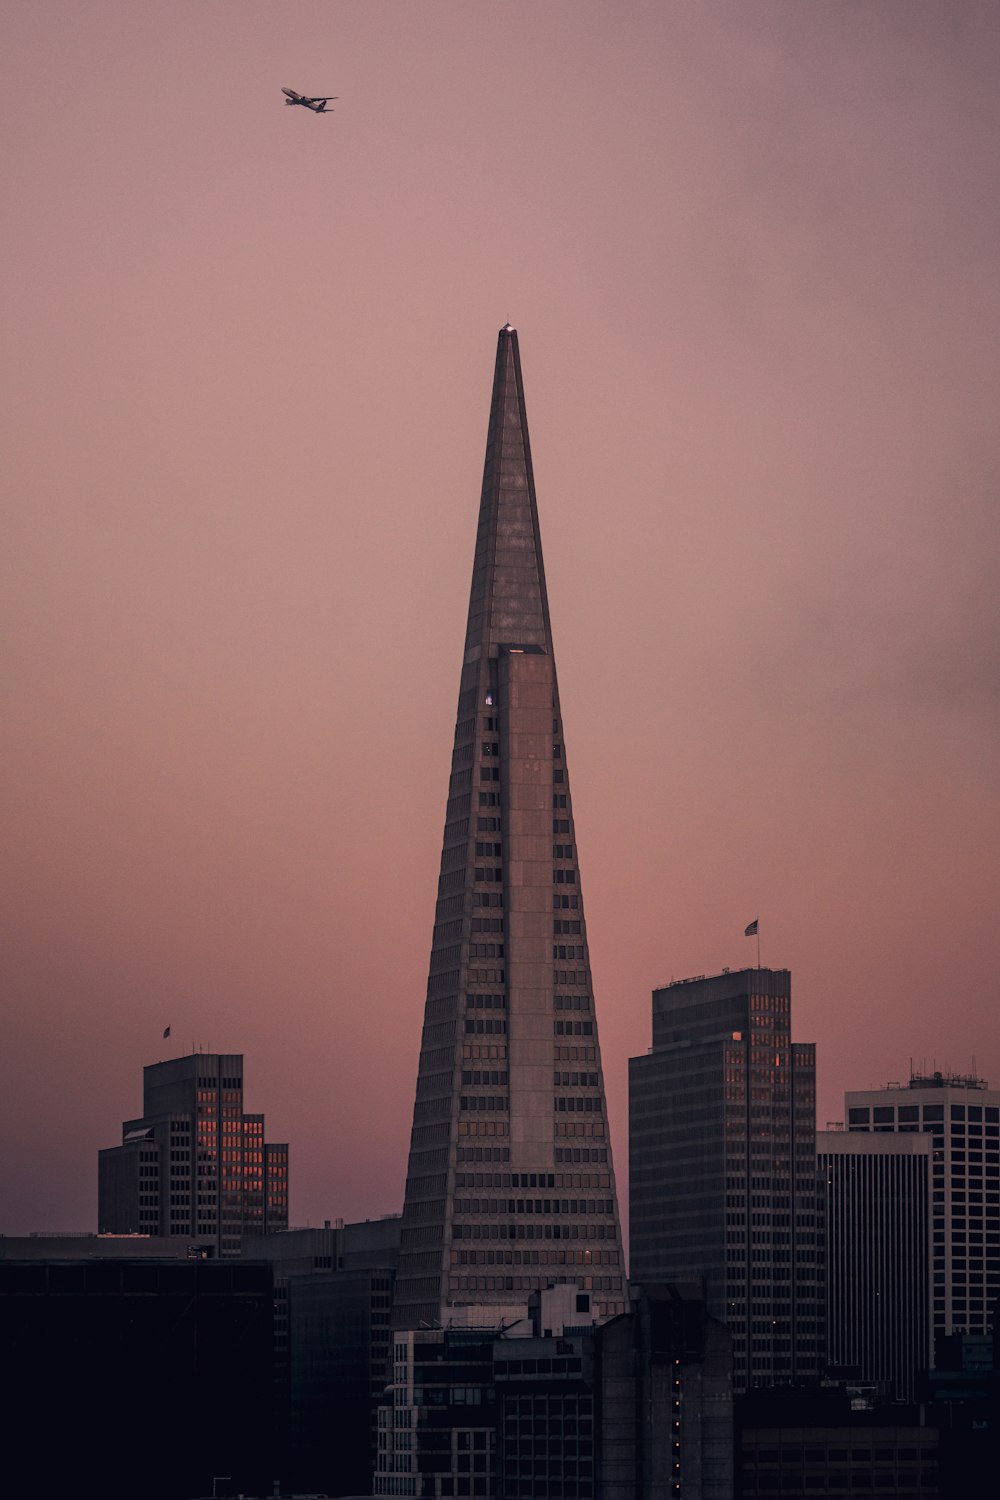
top-left (3, 1), bottom-right (998, 1239)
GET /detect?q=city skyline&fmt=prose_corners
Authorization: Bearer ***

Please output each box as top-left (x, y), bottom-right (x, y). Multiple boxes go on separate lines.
top-left (3, 2), bottom-right (999, 1237)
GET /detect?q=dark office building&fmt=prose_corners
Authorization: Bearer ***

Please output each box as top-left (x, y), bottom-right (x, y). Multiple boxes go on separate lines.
top-left (630, 967), bottom-right (823, 1392)
top-left (735, 1387), bottom-right (941, 1499)
top-left (922, 1331), bottom-right (1000, 1500)
top-left (249, 1216), bottom-right (400, 1496)
top-left (818, 1128), bottom-right (932, 1401)
top-left (98, 1051), bottom-right (288, 1256)
top-left (0, 1257), bottom-right (275, 1500)
top-left (392, 325), bottom-right (626, 1330)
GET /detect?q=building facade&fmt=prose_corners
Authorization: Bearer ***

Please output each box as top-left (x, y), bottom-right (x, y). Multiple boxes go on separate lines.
top-left (98, 1051), bottom-right (288, 1256)
top-left (818, 1128), bottom-right (932, 1400)
top-left (629, 967), bottom-right (823, 1392)
top-left (735, 1388), bottom-right (941, 1500)
top-left (845, 1070), bottom-right (1000, 1352)
top-left (392, 326), bottom-right (626, 1330)
top-left (376, 1284), bottom-right (732, 1500)
top-left (248, 1216), bottom-right (401, 1495)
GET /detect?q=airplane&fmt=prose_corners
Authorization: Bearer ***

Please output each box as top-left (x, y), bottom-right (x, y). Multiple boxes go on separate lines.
top-left (282, 88), bottom-right (338, 113)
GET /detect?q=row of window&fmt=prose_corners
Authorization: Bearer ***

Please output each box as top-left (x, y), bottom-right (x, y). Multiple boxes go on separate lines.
top-left (453, 1223), bottom-right (617, 1241)
top-left (451, 1254), bottom-right (619, 1274)
top-left (454, 1198), bottom-right (614, 1216)
top-left (850, 1103), bottom-right (999, 1124)
top-left (453, 1172), bottom-right (610, 1189)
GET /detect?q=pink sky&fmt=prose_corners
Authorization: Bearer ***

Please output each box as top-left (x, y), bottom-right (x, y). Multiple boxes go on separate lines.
top-left (2, 2), bottom-right (999, 1238)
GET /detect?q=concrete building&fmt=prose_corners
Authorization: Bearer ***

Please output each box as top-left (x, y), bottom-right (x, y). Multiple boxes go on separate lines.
top-left (248, 1216), bottom-right (400, 1496)
top-left (392, 326), bottom-right (626, 1330)
top-left (629, 967), bottom-right (823, 1392)
top-left (376, 1284), bottom-right (732, 1500)
top-left (845, 1070), bottom-right (1000, 1352)
top-left (818, 1128), bottom-right (932, 1401)
top-left (98, 1051), bottom-right (288, 1256)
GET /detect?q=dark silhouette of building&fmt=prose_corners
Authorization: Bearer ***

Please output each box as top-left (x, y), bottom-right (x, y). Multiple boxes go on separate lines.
top-left (845, 1069), bottom-right (1000, 1355)
top-left (921, 1329), bottom-right (999, 1500)
top-left (629, 967), bottom-right (822, 1392)
top-left (0, 1257), bottom-right (275, 1500)
top-left (392, 326), bottom-right (626, 1330)
top-left (818, 1128), bottom-right (932, 1401)
top-left (98, 1051), bottom-right (288, 1256)
top-left (735, 1386), bottom-right (941, 1499)
top-left (248, 1216), bottom-right (400, 1496)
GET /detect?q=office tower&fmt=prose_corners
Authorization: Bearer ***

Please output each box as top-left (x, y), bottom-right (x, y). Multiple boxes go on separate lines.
top-left (98, 1051), bottom-right (288, 1256)
top-left (391, 326), bottom-right (626, 1329)
top-left (818, 1129), bottom-right (932, 1400)
top-left (845, 1069), bottom-right (1000, 1351)
top-left (629, 967), bottom-right (823, 1392)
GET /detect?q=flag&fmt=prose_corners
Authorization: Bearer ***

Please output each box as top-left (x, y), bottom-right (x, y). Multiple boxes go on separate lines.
top-left (744, 919), bottom-right (758, 937)
top-left (163, 1025), bottom-right (171, 1039)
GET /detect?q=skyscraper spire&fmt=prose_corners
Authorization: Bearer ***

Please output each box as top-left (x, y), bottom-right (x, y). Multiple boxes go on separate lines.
top-left (392, 328), bottom-right (626, 1329)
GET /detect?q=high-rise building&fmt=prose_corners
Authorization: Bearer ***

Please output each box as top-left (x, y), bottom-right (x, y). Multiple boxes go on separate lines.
top-left (98, 1051), bottom-right (288, 1256)
top-left (818, 1128), bottom-right (932, 1400)
top-left (392, 326), bottom-right (627, 1330)
top-left (845, 1070), bottom-right (1000, 1352)
top-left (629, 967), bottom-right (823, 1391)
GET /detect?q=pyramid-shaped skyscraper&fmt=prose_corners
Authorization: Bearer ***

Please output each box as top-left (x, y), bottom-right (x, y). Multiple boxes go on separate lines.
top-left (392, 327), bottom-right (627, 1328)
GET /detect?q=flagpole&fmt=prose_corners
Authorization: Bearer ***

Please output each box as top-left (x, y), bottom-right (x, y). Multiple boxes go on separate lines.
top-left (757, 923), bottom-right (761, 970)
